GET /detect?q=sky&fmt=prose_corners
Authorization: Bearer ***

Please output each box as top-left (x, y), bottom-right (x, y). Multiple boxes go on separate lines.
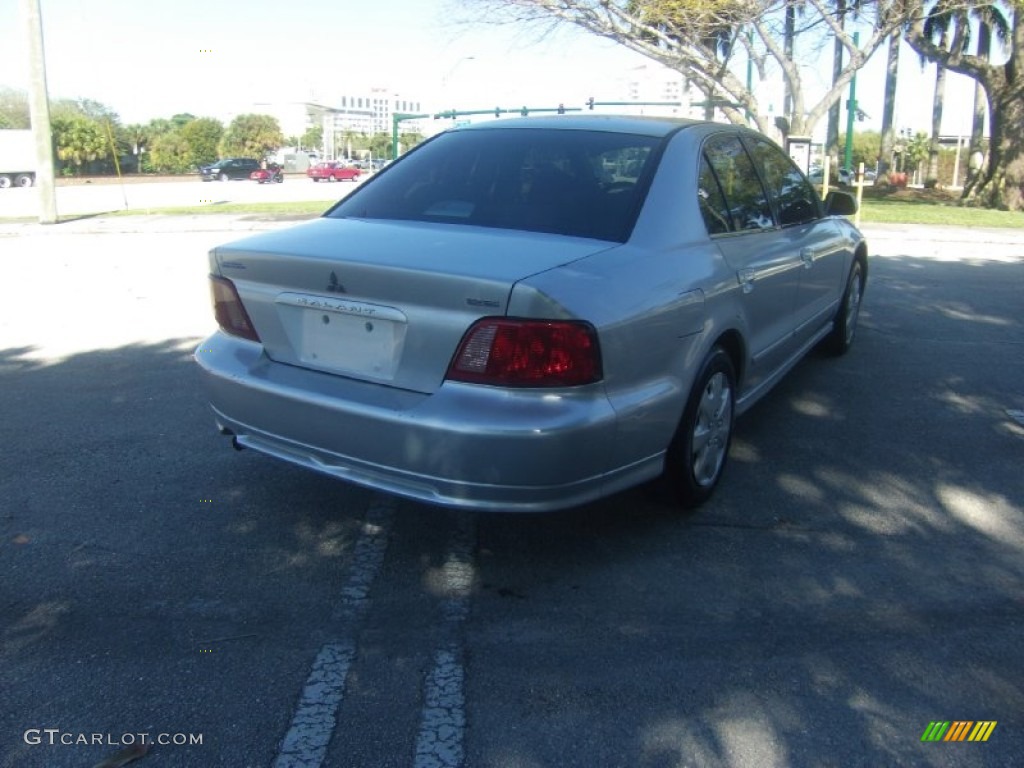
top-left (0, 0), bottom-right (981, 141)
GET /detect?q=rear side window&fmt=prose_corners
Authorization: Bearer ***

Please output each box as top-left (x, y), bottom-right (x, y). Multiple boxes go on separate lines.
top-left (697, 156), bottom-right (734, 235)
top-left (701, 135), bottom-right (775, 232)
top-left (745, 138), bottom-right (821, 227)
top-left (328, 128), bottom-right (661, 242)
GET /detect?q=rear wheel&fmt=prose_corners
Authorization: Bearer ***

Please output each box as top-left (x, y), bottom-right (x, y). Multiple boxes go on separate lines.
top-left (664, 347), bottom-right (736, 508)
top-left (824, 260), bottom-right (864, 355)
top-left (0, 175), bottom-right (11, 189)
top-left (14, 174), bottom-right (33, 188)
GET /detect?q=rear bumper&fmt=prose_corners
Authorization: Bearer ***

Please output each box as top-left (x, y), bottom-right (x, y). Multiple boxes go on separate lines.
top-left (194, 332), bottom-right (662, 512)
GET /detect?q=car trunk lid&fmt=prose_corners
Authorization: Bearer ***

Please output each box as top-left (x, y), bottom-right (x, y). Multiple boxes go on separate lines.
top-left (213, 217), bottom-right (611, 393)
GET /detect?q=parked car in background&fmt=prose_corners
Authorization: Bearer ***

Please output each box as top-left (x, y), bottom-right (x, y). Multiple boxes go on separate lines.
top-left (838, 167), bottom-right (877, 186)
top-left (307, 162), bottom-right (362, 182)
top-left (196, 116), bottom-right (866, 513)
top-left (200, 158), bottom-right (261, 182)
top-left (807, 166), bottom-right (876, 187)
top-left (250, 164), bottom-right (284, 184)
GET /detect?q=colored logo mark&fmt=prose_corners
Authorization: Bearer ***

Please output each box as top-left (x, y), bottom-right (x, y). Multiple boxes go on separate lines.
top-left (921, 721), bottom-right (997, 742)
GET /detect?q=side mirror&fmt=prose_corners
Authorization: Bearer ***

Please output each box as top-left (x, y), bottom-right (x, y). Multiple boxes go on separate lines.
top-left (824, 190), bottom-right (858, 216)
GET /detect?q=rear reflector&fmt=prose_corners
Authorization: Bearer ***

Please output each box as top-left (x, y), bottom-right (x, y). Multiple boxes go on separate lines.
top-left (447, 318), bottom-right (601, 387)
top-left (209, 275), bottom-right (260, 342)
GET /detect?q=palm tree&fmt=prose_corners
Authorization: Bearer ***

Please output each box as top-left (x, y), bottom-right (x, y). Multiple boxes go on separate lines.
top-left (922, 2), bottom-right (956, 184)
top-left (826, 0), bottom-right (847, 163)
top-left (877, 32), bottom-right (900, 176)
top-left (915, 0), bottom-right (1012, 191)
top-left (961, 5), bottom-right (1010, 192)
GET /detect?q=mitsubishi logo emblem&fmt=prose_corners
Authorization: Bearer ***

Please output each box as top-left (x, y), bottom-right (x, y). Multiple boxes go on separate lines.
top-left (326, 271), bottom-right (346, 293)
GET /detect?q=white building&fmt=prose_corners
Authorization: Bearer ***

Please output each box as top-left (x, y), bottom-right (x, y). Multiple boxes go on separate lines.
top-left (336, 88), bottom-right (425, 134)
top-left (251, 91), bottom-right (426, 139)
top-left (246, 91), bottom-right (426, 161)
top-left (621, 64), bottom-right (705, 120)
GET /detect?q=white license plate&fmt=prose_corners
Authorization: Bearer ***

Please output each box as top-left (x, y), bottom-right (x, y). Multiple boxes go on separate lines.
top-left (276, 294), bottom-right (407, 380)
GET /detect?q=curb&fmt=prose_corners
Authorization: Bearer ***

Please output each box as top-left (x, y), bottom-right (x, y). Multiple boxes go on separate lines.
top-left (0, 213), bottom-right (317, 237)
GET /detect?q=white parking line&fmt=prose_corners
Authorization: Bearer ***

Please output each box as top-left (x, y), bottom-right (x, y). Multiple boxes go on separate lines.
top-left (414, 515), bottom-right (476, 768)
top-left (272, 497), bottom-right (394, 768)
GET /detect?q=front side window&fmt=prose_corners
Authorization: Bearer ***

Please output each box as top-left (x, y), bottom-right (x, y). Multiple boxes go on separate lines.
top-left (745, 138), bottom-right (821, 227)
top-left (701, 135), bottom-right (775, 232)
top-left (328, 128), bottom-right (662, 242)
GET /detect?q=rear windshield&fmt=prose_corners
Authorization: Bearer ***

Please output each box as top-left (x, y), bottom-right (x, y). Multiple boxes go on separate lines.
top-left (327, 128), bottom-right (661, 242)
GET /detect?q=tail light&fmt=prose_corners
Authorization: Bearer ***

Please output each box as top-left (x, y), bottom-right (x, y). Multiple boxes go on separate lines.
top-left (447, 318), bottom-right (602, 387)
top-left (209, 276), bottom-right (260, 342)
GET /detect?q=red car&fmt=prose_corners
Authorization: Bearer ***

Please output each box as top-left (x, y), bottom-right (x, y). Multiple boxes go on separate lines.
top-left (307, 162), bottom-right (362, 182)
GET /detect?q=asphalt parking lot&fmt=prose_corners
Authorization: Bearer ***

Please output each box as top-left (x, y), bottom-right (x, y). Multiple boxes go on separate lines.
top-left (0, 216), bottom-right (1022, 767)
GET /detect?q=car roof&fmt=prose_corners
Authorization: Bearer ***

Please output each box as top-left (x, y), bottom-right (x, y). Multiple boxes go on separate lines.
top-left (455, 114), bottom-right (708, 138)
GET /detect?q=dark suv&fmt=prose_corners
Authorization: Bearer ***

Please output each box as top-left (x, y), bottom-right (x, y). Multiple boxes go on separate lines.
top-left (200, 158), bottom-right (261, 182)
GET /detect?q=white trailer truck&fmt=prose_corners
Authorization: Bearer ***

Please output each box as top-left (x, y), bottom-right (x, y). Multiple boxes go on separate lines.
top-left (0, 129), bottom-right (37, 188)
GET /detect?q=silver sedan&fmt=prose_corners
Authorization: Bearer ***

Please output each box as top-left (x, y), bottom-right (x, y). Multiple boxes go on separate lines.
top-left (195, 116), bottom-right (866, 512)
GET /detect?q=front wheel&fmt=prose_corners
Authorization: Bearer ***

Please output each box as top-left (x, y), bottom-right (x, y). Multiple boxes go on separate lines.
top-left (219, 172), bottom-right (229, 182)
top-left (823, 261), bottom-right (864, 355)
top-left (663, 347), bottom-right (736, 508)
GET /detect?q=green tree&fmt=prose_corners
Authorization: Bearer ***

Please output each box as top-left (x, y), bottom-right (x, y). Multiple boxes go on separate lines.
top-left (837, 130), bottom-right (881, 171)
top-left (398, 131), bottom-right (425, 153)
top-left (300, 124), bottom-right (323, 151)
top-left (181, 117), bottom-right (224, 169)
top-left (368, 132), bottom-right (393, 158)
top-left (145, 118), bottom-right (178, 137)
top-left (119, 123), bottom-right (151, 172)
top-left (171, 113), bottom-right (197, 128)
top-left (50, 97), bottom-right (120, 125)
top-left (904, 131), bottom-right (932, 181)
top-left (0, 87), bottom-right (30, 129)
top-left (148, 130), bottom-right (192, 174)
top-left (51, 114), bottom-right (108, 174)
top-left (219, 113), bottom-right (284, 160)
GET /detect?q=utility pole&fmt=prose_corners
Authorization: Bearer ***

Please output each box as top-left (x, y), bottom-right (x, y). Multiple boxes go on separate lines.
top-left (843, 31), bottom-right (860, 174)
top-left (21, 0), bottom-right (57, 224)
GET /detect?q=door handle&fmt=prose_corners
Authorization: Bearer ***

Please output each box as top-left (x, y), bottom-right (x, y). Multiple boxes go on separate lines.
top-left (800, 247), bottom-right (814, 268)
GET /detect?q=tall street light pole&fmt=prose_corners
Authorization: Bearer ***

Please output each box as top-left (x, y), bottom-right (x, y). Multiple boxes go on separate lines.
top-left (21, 0), bottom-right (57, 224)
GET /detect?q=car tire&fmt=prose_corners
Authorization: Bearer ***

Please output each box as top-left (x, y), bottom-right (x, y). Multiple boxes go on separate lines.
top-left (823, 260), bottom-right (864, 356)
top-left (15, 174), bottom-right (34, 188)
top-left (219, 172), bottom-right (229, 182)
top-left (0, 175), bottom-right (11, 189)
top-left (664, 346), bottom-right (736, 508)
